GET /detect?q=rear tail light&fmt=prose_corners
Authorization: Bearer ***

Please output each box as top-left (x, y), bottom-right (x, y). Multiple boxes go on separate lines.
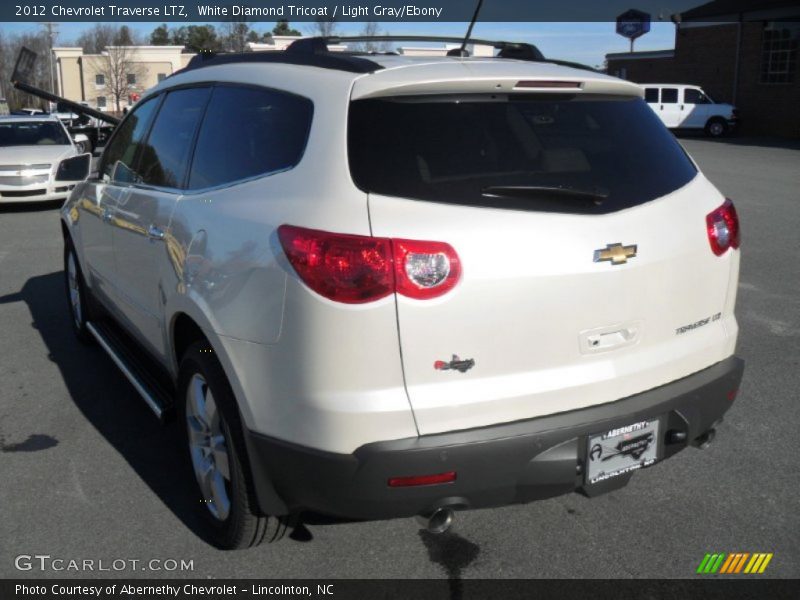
top-left (388, 471), bottom-right (457, 487)
top-left (394, 239), bottom-right (461, 300)
top-left (706, 199), bottom-right (740, 256)
top-left (277, 225), bottom-right (461, 304)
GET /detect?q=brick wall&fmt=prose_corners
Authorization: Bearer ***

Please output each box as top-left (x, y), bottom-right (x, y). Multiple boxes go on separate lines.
top-left (608, 23), bottom-right (800, 137)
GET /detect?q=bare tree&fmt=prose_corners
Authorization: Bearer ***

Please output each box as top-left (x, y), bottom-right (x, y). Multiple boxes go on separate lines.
top-left (355, 22), bottom-right (390, 53)
top-left (75, 24), bottom-right (117, 54)
top-left (308, 17), bottom-right (338, 38)
top-left (88, 46), bottom-right (147, 114)
top-left (220, 20), bottom-right (251, 53)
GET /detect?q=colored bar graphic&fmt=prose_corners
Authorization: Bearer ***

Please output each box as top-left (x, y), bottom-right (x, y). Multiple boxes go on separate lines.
top-left (711, 553), bottom-right (726, 573)
top-left (719, 554), bottom-right (736, 573)
top-left (744, 554), bottom-right (761, 574)
top-left (697, 554), bottom-right (712, 574)
top-left (734, 553), bottom-right (750, 573)
top-left (758, 554), bottom-right (773, 573)
top-left (701, 552), bottom-right (773, 575)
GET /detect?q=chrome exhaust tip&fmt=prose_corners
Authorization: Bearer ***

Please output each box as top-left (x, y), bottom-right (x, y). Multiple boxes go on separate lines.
top-left (416, 508), bottom-right (455, 534)
top-left (695, 428), bottom-right (716, 450)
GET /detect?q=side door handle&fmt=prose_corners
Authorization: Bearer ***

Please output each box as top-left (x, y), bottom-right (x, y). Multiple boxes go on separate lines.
top-left (147, 224), bottom-right (165, 241)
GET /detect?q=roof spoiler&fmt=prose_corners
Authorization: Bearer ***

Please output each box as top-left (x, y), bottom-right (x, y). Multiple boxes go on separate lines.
top-left (11, 47), bottom-right (121, 126)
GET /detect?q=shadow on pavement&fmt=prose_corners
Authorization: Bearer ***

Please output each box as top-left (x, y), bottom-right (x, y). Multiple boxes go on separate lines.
top-left (0, 270), bottom-right (213, 546)
top-left (0, 269), bottom-right (370, 549)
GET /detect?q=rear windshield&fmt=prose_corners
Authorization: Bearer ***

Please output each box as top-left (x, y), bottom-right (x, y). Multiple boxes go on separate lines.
top-left (348, 94), bottom-right (697, 214)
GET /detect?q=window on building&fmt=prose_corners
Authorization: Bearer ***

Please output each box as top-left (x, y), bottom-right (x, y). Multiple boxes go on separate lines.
top-left (157, 73), bottom-right (167, 82)
top-left (661, 88), bottom-right (678, 103)
top-left (760, 22), bottom-right (799, 84)
top-left (127, 73), bottom-right (137, 85)
top-left (97, 96), bottom-right (106, 108)
top-left (644, 88), bottom-right (659, 103)
top-left (95, 74), bottom-right (105, 86)
top-left (188, 86), bottom-right (313, 190)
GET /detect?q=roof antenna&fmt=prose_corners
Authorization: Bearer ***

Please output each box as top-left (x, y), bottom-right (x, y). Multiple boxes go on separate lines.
top-left (451, 0), bottom-right (485, 57)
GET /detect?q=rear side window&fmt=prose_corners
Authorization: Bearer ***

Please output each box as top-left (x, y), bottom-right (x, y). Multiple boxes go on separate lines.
top-left (348, 94), bottom-right (697, 215)
top-left (138, 87), bottom-right (211, 188)
top-left (661, 88), bottom-right (678, 103)
top-left (644, 88), bottom-right (659, 103)
top-left (187, 85), bottom-right (312, 190)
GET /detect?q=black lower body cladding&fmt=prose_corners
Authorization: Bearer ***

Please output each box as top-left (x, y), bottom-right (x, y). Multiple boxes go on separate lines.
top-left (247, 356), bottom-right (744, 519)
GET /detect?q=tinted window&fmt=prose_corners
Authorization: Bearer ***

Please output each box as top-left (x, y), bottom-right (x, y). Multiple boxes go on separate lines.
top-left (644, 88), bottom-right (659, 103)
top-left (101, 96), bottom-right (160, 181)
top-left (138, 87), bottom-right (211, 188)
top-left (684, 89), bottom-right (709, 104)
top-left (187, 86), bottom-right (313, 190)
top-left (348, 94), bottom-right (697, 215)
top-left (661, 88), bottom-right (678, 103)
top-left (0, 121), bottom-right (70, 146)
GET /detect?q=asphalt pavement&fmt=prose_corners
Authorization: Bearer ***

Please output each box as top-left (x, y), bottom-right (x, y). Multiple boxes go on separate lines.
top-left (0, 136), bottom-right (798, 579)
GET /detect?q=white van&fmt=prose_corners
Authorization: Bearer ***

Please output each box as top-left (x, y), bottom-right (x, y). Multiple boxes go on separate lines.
top-left (643, 84), bottom-right (737, 137)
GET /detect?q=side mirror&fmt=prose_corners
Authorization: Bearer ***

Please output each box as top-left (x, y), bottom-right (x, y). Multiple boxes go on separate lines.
top-left (56, 153), bottom-right (91, 182)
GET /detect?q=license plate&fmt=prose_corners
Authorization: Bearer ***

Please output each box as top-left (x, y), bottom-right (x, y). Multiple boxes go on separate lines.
top-left (586, 419), bottom-right (660, 485)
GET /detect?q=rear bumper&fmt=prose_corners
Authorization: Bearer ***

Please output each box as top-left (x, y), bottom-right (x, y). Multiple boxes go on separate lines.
top-left (247, 356), bottom-right (744, 519)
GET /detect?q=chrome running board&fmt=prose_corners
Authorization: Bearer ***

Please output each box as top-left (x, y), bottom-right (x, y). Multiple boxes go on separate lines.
top-left (86, 321), bottom-right (169, 420)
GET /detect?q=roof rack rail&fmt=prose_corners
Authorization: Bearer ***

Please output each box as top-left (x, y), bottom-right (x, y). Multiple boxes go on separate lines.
top-left (178, 36), bottom-right (596, 77)
top-left (291, 35), bottom-right (545, 61)
top-left (181, 47), bottom-right (383, 75)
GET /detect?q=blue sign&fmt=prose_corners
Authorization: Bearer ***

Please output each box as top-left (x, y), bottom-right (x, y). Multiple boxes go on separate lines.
top-left (616, 9), bottom-right (652, 41)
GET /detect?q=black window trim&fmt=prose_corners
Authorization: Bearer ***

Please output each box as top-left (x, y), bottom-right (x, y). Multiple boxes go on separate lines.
top-left (98, 93), bottom-right (165, 185)
top-left (100, 81), bottom-right (314, 195)
top-left (134, 84), bottom-right (214, 194)
top-left (181, 81), bottom-right (315, 195)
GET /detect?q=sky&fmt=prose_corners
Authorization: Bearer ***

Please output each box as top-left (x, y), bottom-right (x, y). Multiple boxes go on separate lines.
top-left (0, 21), bottom-right (679, 68)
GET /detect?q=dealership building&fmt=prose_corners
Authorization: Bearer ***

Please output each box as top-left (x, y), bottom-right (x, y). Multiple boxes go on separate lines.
top-left (606, 0), bottom-right (800, 137)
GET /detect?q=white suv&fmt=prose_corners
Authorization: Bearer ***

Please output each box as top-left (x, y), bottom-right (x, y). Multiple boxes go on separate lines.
top-left (58, 38), bottom-right (744, 549)
top-left (643, 84), bottom-right (738, 137)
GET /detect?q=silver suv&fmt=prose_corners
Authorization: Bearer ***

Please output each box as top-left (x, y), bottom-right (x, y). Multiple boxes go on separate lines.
top-left (59, 38), bottom-right (744, 549)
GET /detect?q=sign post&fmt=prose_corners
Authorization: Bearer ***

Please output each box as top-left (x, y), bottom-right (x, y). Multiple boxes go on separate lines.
top-left (616, 9), bottom-right (651, 52)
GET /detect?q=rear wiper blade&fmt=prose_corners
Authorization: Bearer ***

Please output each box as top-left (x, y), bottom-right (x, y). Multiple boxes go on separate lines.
top-left (481, 185), bottom-right (608, 205)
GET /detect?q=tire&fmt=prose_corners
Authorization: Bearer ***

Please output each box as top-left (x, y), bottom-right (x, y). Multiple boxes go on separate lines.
top-left (178, 342), bottom-right (289, 549)
top-left (705, 118), bottom-right (728, 138)
top-left (64, 241), bottom-right (94, 345)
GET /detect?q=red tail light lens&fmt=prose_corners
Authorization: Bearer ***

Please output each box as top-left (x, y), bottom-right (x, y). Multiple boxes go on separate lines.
top-left (706, 198), bottom-right (740, 256)
top-left (388, 471), bottom-right (457, 487)
top-left (277, 225), bottom-right (393, 304)
top-left (278, 225), bottom-right (461, 303)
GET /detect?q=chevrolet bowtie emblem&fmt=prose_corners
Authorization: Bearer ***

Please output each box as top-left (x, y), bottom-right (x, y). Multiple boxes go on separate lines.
top-left (593, 243), bottom-right (638, 265)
